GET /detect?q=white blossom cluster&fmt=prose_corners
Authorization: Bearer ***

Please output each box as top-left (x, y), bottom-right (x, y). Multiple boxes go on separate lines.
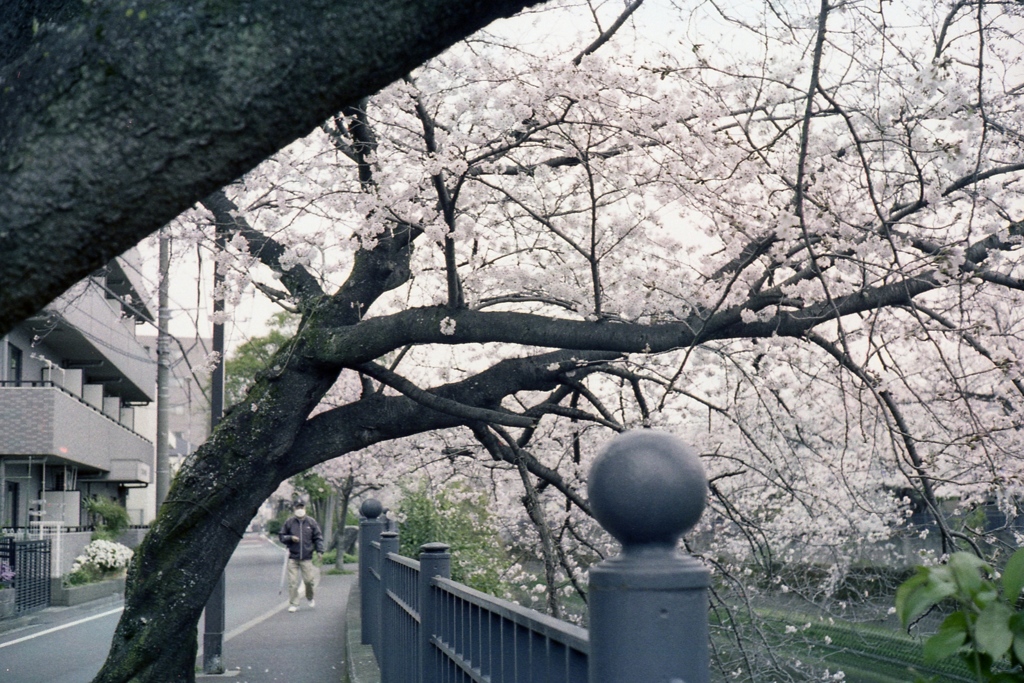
top-left (72, 540), bottom-right (134, 573)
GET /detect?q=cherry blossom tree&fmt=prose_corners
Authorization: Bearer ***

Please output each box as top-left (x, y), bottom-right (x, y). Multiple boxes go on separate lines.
top-left (48, 0), bottom-right (1024, 679)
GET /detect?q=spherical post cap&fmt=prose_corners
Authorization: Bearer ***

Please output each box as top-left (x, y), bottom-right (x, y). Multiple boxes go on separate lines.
top-left (588, 430), bottom-right (707, 547)
top-left (360, 498), bottom-right (383, 519)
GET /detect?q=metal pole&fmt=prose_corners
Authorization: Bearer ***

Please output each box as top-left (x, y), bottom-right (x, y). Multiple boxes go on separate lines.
top-left (1, 459), bottom-right (6, 529)
top-left (418, 543), bottom-right (450, 683)
top-left (359, 499), bottom-right (385, 646)
top-left (586, 430), bottom-right (711, 683)
top-left (203, 222), bottom-right (227, 675)
top-left (155, 228), bottom-right (171, 508)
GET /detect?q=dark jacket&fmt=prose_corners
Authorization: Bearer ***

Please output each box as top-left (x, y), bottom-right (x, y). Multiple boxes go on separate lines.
top-left (279, 515), bottom-right (324, 561)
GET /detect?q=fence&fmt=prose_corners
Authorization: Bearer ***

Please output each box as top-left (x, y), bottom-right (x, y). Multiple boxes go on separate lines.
top-left (360, 430), bottom-right (711, 683)
top-left (0, 536), bottom-right (51, 613)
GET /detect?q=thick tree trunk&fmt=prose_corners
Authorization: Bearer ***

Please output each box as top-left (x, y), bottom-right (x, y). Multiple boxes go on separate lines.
top-left (94, 347), bottom-right (597, 681)
top-left (95, 345), bottom-right (339, 682)
top-left (0, 0), bottom-right (545, 337)
top-left (94, 210), bottom-right (425, 681)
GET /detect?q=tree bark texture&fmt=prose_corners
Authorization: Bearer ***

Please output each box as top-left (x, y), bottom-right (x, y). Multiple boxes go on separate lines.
top-left (97, 340), bottom-right (595, 681)
top-left (0, 0), bottom-right (543, 336)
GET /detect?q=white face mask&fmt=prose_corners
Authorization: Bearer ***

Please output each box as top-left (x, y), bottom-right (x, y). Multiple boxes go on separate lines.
top-left (294, 509), bottom-right (306, 518)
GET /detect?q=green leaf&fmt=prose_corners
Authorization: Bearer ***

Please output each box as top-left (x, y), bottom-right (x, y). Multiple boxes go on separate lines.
top-left (975, 588), bottom-right (1000, 610)
top-left (941, 610), bottom-right (970, 633)
top-left (959, 650), bottom-right (994, 678)
top-left (1013, 632), bottom-right (1024, 667)
top-left (896, 569), bottom-right (957, 626)
top-left (925, 611), bottom-right (970, 662)
top-left (924, 626), bottom-right (967, 662)
top-left (948, 552), bottom-right (989, 598)
top-left (975, 602), bottom-right (1015, 659)
top-left (989, 674), bottom-right (1022, 683)
top-left (1002, 548), bottom-right (1024, 605)
top-left (896, 573), bottom-right (929, 626)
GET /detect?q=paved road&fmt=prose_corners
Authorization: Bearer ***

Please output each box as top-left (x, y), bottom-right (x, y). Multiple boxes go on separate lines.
top-left (0, 597), bottom-right (121, 683)
top-left (0, 534), bottom-right (353, 683)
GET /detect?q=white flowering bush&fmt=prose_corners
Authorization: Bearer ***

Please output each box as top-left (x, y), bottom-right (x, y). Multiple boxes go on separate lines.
top-left (79, 539), bottom-right (134, 572)
top-left (65, 540), bottom-right (134, 586)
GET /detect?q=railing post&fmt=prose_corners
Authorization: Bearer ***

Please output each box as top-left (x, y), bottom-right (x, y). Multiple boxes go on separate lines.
top-left (359, 499), bottom-right (385, 646)
top-left (418, 542), bottom-right (451, 683)
top-left (586, 430), bottom-right (710, 683)
top-left (379, 530), bottom-right (400, 683)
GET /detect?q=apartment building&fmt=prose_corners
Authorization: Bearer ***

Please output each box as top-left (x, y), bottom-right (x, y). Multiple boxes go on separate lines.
top-left (0, 253), bottom-right (156, 531)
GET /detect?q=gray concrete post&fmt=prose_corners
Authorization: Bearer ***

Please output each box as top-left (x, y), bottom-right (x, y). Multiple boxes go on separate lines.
top-left (378, 530), bottom-right (400, 683)
top-left (587, 430), bottom-right (710, 683)
top-left (418, 542), bottom-right (451, 683)
top-left (359, 499), bottom-right (385, 646)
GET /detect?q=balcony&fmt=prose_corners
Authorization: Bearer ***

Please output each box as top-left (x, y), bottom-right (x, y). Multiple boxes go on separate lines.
top-left (0, 383), bottom-right (152, 483)
top-left (25, 277), bottom-right (155, 405)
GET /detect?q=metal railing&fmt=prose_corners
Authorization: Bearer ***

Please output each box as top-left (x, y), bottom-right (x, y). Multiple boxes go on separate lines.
top-left (359, 430), bottom-right (711, 683)
top-left (432, 575), bottom-right (589, 683)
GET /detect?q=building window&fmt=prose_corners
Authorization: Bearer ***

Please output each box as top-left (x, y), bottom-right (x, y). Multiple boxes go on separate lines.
top-left (7, 343), bottom-right (22, 384)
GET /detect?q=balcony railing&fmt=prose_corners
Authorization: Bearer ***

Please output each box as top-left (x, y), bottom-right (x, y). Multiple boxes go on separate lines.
top-left (0, 380), bottom-right (150, 443)
top-left (0, 382), bottom-right (152, 479)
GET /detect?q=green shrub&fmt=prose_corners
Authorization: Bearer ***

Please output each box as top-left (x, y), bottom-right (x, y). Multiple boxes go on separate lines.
top-left (897, 548), bottom-right (1024, 681)
top-left (65, 563), bottom-right (104, 586)
top-left (265, 508), bottom-right (291, 537)
top-left (397, 481), bottom-right (507, 595)
top-left (85, 497), bottom-right (131, 541)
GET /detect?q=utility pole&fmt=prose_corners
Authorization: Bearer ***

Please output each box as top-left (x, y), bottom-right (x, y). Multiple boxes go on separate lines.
top-left (155, 229), bottom-right (171, 508)
top-left (203, 223), bottom-right (227, 675)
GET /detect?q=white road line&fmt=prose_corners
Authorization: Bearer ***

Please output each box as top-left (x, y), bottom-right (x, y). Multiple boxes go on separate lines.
top-left (196, 600), bottom-right (291, 661)
top-left (225, 601), bottom-right (291, 642)
top-left (0, 607), bottom-right (123, 649)
top-left (1, 539), bottom-right (285, 657)
top-left (0, 598), bottom-right (289, 656)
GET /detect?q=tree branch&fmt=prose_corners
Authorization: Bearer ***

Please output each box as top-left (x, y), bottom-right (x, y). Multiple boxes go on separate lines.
top-left (354, 361), bottom-right (536, 428)
top-left (803, 330), bottom-right (967, 555)
top-left (311, 274), bottom-right (946, 366)
top-left (0, 0), bottom-right (544, 337)
top-left (201, 190), bottom-right (325, 305)
top-left (572, 0), bottom-right (645, 66)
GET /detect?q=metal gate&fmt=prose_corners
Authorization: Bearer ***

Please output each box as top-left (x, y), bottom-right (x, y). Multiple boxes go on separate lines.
top-left (0, 537), bottom-right (51, 613)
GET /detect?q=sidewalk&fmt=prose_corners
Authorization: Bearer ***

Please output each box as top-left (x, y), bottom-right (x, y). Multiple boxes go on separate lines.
top-left (0, 556), bottom-right (357, 682)
top-left (198, 567), bottom-right (356, 683)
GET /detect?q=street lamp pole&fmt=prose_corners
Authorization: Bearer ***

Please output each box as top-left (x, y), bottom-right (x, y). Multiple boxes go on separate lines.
top-left (203, 221), bottom-right (227, 675)
top-left (155, 228), bottom-right (171, 508)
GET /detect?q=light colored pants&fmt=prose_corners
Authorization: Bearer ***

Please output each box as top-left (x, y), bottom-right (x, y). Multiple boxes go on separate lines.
top-left (287, 559), bottom-right (318, 605)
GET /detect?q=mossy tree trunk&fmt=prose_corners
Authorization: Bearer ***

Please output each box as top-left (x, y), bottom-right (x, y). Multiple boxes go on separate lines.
top-left (0, 0), bottom-right (544, 337)
top-left (93, 197), bottom-right (416, 681)
top-left (94, 187), bottom-right (608, 681)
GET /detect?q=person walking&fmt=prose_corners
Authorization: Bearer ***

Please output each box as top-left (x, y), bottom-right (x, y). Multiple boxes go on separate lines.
top-left (279, 500), bottom-right (324, 612)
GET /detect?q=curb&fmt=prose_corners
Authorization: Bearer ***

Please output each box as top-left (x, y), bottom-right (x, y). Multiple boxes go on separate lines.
top-left (344, 581), bottom-right (380, 683)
